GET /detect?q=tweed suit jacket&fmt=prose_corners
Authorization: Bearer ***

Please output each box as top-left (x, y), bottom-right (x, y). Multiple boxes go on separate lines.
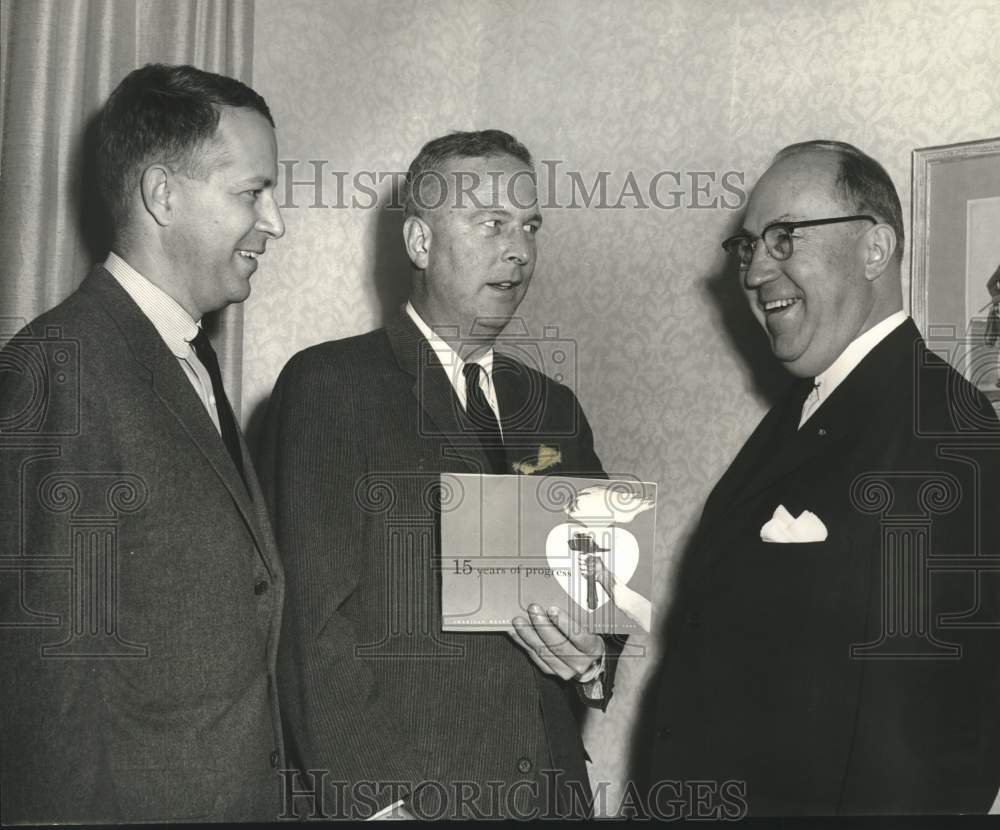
top-left (257, 311), bottom-right (609, 820)
top-left (646, 319), bottom-right (1000, 815)
top-left (0, 266), bottom-right (285, 823)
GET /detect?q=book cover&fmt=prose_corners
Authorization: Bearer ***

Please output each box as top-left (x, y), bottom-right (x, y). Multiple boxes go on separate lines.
top-left (440, 474), bottom-right (655, 634)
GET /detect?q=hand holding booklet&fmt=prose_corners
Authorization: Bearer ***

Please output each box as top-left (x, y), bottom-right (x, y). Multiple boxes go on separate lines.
top-left (440, 474), bottom-right (656, 634)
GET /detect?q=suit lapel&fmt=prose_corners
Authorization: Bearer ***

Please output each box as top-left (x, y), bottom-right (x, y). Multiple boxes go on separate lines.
top-left (493, 353), bottom-right (533, 435)
top-left (707, 378), bottom-right (812, 513)
top-left (493, 353), bottom-right (559, 472)
top-left (385, 312), bottom-right (492, 473)
top-left (708, 320), bottom-right (919, 519)
top-left (727, 404), bottom-right (839, 510)
top-left (79, 267), bottom-right (268, 556)
top-left (238, 428), bottom-right (283, 579)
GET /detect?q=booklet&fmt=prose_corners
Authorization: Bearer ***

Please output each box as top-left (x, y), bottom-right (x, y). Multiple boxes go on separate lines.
top-left (440, 474), bottom-right (656, 634)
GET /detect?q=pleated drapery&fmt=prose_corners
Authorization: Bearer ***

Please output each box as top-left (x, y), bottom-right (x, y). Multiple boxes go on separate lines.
top-left (0, 0), bottom-right (256, 417)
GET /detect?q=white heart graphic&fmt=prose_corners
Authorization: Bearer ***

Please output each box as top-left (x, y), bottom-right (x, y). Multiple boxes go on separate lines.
top-left (544, 523), bottom-right (640, 611)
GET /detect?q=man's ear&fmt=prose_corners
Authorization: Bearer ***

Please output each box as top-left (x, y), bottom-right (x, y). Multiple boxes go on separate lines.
top-left (140, 164), bottom-right (173, 227)
top-left (863, 223), bottom-right (896, 280)
top-left (403, 215), bottom-right (431, 270)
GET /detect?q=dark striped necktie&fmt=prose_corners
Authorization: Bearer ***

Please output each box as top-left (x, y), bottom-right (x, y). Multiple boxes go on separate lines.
top-left (191, 329), bottom-right (249, 494)
top-left (463, 362), bottom-right (506, 475)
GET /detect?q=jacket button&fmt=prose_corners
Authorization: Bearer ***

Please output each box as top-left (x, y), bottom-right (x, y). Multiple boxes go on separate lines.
top-left (685, 613), bottom-right (701, 630)
top-left (270, 749), bottom-right (279, 768)
top-left (516, 757), bottom-right (532, 774)
top-left (254, 580), bottom-right (269, 595)
top-left (656, 728), bottom-right (671, 741)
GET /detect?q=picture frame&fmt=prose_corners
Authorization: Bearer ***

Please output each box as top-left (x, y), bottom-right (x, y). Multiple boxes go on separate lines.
top-left (911, 137), bottom-right (1000, 411)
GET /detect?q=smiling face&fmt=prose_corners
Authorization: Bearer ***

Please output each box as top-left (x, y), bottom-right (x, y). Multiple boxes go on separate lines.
top-left (165, 106), bottom-right (284, 318)
top-left (406, 153), bottom-right (540, 345)
top-left (741, 151), bottom-right (882, 378)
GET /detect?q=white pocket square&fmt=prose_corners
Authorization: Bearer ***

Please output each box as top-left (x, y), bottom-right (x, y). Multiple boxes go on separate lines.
top-left (760, 505), bottom-right (828, 543)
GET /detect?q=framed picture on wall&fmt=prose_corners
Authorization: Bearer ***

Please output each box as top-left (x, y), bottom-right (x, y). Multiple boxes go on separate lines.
top-left (911, 136), bottom-right (1000, 412)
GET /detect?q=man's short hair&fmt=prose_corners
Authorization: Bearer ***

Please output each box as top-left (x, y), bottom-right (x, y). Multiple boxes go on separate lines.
top-left (402, 129), bottom-right (533, 218)
top-left (774, 140), bottom-right (905, 262)
top-left (96, 63), bottom-right (274, 235)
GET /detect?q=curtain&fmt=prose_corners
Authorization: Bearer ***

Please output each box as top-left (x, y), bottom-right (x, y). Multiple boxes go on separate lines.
top-left (0, 0), bottom-right (256, 417)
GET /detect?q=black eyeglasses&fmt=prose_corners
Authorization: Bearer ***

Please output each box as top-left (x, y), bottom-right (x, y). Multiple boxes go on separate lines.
top-left (721, 214), bottom-right (876, 270)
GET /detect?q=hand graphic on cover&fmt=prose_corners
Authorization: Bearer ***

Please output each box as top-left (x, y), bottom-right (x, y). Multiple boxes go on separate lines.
top-left (577, 550), bottom-right (651, 633)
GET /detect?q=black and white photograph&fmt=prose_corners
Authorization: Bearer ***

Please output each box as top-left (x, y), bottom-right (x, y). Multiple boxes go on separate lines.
top-left (1, 0), bottom-right (999, 823)
top-left (912, 136), bottom-right (1000, 414)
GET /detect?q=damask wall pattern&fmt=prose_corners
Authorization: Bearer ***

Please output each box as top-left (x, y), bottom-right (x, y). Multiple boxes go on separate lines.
top-left (246, 0), bottom-right (1000, 813)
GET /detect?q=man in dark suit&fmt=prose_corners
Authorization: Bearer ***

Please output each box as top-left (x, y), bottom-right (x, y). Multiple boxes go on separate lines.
top-left (643, 140), bottom-right (1000, 816)
top-left (0, 64), bottom-right (286, 822)
top-left (258, 130), bottom-right (612, 820)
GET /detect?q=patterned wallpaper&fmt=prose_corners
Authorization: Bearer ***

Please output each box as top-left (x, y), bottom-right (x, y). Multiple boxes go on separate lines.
top-left (246, 0), bottom-right (1000, 814)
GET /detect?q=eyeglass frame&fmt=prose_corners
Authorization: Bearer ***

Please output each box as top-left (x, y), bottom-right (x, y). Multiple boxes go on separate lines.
top-left (721, 214), bottom-right (877, 269)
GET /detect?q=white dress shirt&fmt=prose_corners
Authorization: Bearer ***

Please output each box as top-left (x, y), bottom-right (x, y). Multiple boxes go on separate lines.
top-left (104, 252), bottom-right (222, 434)
top-left (799, 310), bottom-right (909, 428)
top-left (405, 301), bottom-right (502, 434)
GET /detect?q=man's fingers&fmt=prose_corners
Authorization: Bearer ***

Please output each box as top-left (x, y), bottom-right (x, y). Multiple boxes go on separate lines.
top-left (509, 618), bottom-right (570, 678)
top-left (542, 607), bottom-right (604, 670)
top-left (523, 605), bottom-right (601, 678)
top-left (554, 607), bottom-right (605, 655)
top-left (509, 606), bottom-right (604, 681)
top-left (511, 612), bottom-right (578, 680)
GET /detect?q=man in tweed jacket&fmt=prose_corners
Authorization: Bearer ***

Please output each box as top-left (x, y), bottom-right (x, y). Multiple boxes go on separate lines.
top-left (0, 64), bottom-right (286, 822)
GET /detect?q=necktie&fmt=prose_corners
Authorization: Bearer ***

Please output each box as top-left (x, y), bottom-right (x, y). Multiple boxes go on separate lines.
top-left (799, 379), bottom-right (822, 429)
top-left (462, 363), bottom-right (506, 475)
top-left (191, 329), bottom-right (249, 492)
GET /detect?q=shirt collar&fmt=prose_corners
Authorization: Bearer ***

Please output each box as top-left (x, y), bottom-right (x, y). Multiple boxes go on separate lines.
top-left (404, 301), bottom-right (495, 391)
top-left (104, 252), bottom-right (200, 357)
top-left (814, 310), bottom-right (908, 402)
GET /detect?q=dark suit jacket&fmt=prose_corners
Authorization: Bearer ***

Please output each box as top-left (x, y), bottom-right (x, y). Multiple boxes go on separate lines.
top-left (257, 312), bottom-right (610, 819)
top-left (646, 318), bottom-right (1000, 816)
top-left (0, 267), bottom-right (285, 823)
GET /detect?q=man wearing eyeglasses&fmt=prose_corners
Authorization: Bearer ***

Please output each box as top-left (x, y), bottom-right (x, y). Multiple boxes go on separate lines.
top-left (643, 140), bottom-right (1000, 816)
